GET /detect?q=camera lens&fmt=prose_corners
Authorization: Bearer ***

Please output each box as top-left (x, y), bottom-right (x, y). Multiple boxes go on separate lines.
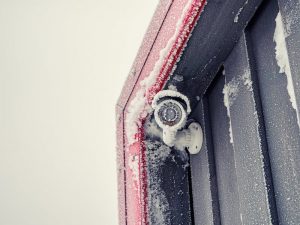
top-left (157, 101), bottom-right (182, 126)
top-left (163, 107), bottom-right (177, 122)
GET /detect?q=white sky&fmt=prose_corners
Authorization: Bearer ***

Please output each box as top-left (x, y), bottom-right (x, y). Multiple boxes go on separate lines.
top-left (0, 1), bottom-right (158, 224)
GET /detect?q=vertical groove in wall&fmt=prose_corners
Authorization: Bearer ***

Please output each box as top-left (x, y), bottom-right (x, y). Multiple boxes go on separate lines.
top-left (246, 0), bottom-right (300, 222)
top-left (244, 28), bottom-right (279, 224)
top-left (188, 158), bottom-right (196, 225)
top-left (203, 97), bottom-right (221, 225)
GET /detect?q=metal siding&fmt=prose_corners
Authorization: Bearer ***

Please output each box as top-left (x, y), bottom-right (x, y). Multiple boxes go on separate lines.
top-left (145, 139), bottom-right (192, 225)
top-left (190, 0), bottom-right (300, 224)
top-left (247, 1), bottom-right (300, 223)
top-left (190, 99), bottom-right (221, 225)
top-left (166, 0), bottom-right (264, 108)
top-left (207, 70), bottom-right (241, 225)
top-left (223, 33), bottom-right (276, 224)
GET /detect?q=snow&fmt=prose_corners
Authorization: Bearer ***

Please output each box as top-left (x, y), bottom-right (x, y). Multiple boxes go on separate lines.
top-left (152, 89), bottom-right (191, 114)
top-left (241, 69), bottom-right (253, 91)
top-left (125, 0), bottom-right (202, 145)
top-left (146, 140), bottom-right (172, 224)
top-left (168, 84), bottom-right (177, 91)
top-left (282, 1), bottom-right (300, 37)
top-left (173, 74), bottom-right (184, 82)
top-left (145, 118), bottom-right (163, 140)
top-left (223, 69), bottom-right (253, 144)
top-left (234, 0), bottom-right (248, 23)
top-left (223, 78), bottom-right (237, 144)
top-left (144, 138), bottom-right (190, 224)
top-left (274, 12), bottom-right (300, 129)
top-left (234, 8), bottom-right (243, 23)
top-left (128, 154), bottom-right (139, 185)
top-left (125, 90), bottom-right (152, 145)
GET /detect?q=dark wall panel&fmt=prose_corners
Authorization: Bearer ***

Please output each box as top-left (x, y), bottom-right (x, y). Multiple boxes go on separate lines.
top-left (190, 0), bottom-right (300, 224)
top-left (190, 100), bottom-right (221, 225)
top-left (248, 1), bottom-right (300, 223)
top-left (223, 33), bottom-right (277, 224)
top-left (207, 70), bottom-right (241, 225)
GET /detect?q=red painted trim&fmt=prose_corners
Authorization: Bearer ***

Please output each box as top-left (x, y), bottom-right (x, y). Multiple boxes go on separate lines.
top-left (140, 2), bottom-right (206, 225)
top-left (147, 1), bottom-right (205, 103)
top-left (117, 0), bottom-right (206, 224)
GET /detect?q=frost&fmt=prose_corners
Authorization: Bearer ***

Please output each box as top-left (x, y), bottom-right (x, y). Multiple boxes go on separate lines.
top-left (168, 84), bottom-right (177, 91)
top-left (223, 69), bottom-right (252, 143)
top-left (223, 78), bottom-right (239, 107)
top-left (152, 89), bottom-right (191, 114)
top-left (274, 12), bottom-right (300, 129)
top-left (234, 0), bottom-right (248, 23)
top-left (128, 154), bottom-right (139, 184)
top-left (125, 0), bottom-right (202, 145)
top-left (234, 8), bottom-right (243, 23)
top-left (145, 118), bottom-right (162, 140)
top-left (125, 90), bottom-right (152, 145)
top-left (144, 119), bottom-right (191, 223)
top-left (223, 79), bottom-right (238, 144)
top-left (173, 74), bottom-right (184, 82)
top-left (241, 69), bottom-right (253, 91)
top-left (146, 140), bottom-right (172, 225)
top-left (282, 2), bottom-right (300, 37)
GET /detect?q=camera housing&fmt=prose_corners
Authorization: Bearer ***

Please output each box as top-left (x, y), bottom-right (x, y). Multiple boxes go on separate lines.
top-left (152, 90), bottom-right (203, 154)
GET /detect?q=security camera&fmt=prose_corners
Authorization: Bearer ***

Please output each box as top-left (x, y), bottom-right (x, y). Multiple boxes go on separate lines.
top-left (152, 90), bottom-right (203, 154)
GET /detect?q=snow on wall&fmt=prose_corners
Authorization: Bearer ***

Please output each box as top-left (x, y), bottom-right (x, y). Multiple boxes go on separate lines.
top-left (280, 1), bottom-right (300, 38)
top-left (223, 77), bottom-right (237, 144)
top-left (241, 69), bottom-right (253, 90)
top-left (145, 118), bottom-right (163, 140)
top-left (234, 0), bottom-right (248, 23)
top-left (173, 74), bottom-right (184, 82)
top-left (151, 89), bottom-right (191, 114)
top-left (145, 140), bottom-right (172, 225)
top-left (274, 12), bottom-right (300, 129)
top-left (128, 154), bottom-right (139, 186)
top-left (223, 69), bottom-right (252, 144)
